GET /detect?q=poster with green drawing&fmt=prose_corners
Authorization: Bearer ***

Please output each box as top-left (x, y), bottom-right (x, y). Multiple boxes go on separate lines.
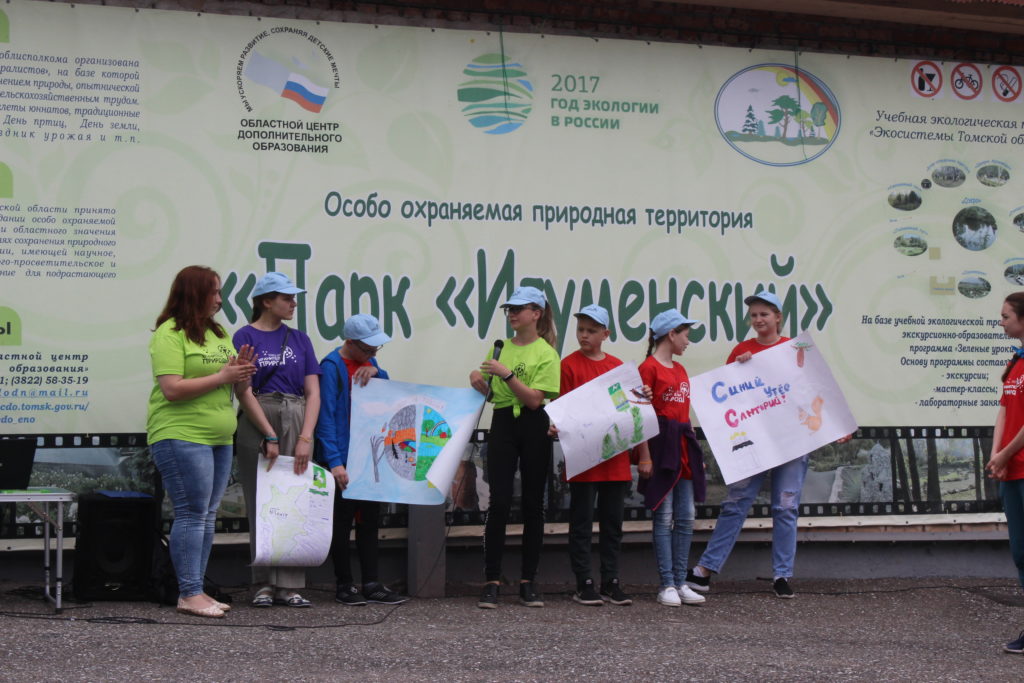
top-left (545, 362), bottom-right (657, 479)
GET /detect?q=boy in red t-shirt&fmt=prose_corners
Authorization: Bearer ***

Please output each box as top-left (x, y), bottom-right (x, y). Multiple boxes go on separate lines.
top-left (553, 305), bottom-right (637, 606)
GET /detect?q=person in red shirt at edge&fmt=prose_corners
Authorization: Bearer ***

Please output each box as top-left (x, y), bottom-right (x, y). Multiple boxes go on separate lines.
top-left (687, 290), bottom-right (850, 600)
top-left (987, 292), bottom-right (1024, 655)
top-left (549, 305), bottom-right (650, 607)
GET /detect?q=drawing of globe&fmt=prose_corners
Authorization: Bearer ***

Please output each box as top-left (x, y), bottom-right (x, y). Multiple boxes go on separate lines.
top-left (457, 52), bottom-right (533, 135)
top-left (382, 404), bottom-right (452, 481)
top-left (714, 64), bottom-right (840, 167)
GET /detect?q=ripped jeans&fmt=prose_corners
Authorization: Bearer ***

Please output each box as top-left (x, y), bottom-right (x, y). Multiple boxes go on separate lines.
top-left (698, 455), bottom-right (809, 579)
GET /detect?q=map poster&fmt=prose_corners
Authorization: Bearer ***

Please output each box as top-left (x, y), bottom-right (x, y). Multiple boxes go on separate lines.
top-left (690, 331), bottom-right (858, 485)
top-left (544, 362), bottom-right (658, 480)
top-left (346, 379), bottom-right (486, 505)
top-left (253, 455), bottom-right (335, 567)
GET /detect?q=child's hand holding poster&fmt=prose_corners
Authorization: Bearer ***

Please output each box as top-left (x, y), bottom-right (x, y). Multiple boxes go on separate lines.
top-left (544, 362), bottom-right (659, 479)
top-left (690, 331), bottom-right (858, 485)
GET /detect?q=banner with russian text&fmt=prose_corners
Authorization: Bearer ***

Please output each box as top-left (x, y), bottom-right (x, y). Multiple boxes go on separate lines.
top-left (0, 0), bottom-right (1020, 434)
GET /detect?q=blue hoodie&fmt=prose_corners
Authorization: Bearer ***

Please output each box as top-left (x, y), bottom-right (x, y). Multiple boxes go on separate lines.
top-left (314, 347), bottom-right (389, 470)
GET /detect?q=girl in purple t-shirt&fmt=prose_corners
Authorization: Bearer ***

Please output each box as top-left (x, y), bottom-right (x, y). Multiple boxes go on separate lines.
top-left (233, 272), bottom-right (322, 608)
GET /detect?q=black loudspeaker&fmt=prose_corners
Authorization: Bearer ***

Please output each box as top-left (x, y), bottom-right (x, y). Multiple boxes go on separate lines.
top-left (73, 494), bottom-right (156, 602)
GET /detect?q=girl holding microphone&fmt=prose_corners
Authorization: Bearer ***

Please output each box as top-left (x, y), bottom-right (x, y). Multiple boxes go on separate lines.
top-left (469, 286), bottom-right (560, 609)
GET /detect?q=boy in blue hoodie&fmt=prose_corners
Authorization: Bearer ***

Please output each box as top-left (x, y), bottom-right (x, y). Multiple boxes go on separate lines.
top-left (316, 314), bottom-right (408, 605)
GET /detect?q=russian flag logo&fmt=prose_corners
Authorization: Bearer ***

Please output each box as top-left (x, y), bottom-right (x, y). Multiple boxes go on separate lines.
top-left (281, 73), bottom-right (328, 113)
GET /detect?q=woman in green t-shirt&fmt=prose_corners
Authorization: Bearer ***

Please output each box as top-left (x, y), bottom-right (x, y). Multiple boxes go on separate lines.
top-left (469, 286), bottom-right (560, 610)
top-left (147, 265), bottom-right (256, 619)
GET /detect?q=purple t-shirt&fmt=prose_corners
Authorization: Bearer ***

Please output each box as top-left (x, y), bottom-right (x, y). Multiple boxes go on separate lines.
top-left (232, 324), bottom-right (321, 396)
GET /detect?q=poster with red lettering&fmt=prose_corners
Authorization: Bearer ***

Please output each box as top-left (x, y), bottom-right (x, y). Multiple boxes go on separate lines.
top-left (691, 331), bottom-right (858, 484)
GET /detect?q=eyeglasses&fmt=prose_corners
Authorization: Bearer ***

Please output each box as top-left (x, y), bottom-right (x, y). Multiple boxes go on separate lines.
top-left (353, 340), bottom-right (382, 354)
top-left (504, 305), bottom-right (537, 316)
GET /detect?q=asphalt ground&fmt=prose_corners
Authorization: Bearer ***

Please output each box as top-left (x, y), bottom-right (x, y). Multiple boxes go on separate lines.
top-left (1, 577), bottom-right (1023, 682)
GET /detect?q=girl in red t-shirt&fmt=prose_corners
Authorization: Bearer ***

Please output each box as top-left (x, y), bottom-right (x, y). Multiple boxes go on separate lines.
top-left (637, 309), bottom-right (706, 607)
top-left (987, 292), bottom-right (1024, 654)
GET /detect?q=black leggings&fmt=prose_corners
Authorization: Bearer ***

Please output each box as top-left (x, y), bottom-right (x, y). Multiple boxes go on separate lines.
top-left (330, 493), bottom-right (380, 586)
top-left (483, 406), bottom-right (552, 582)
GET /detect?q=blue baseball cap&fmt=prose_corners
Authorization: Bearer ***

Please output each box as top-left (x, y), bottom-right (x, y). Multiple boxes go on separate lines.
top-left (503, 286), bottom-right (546, 308)
top-left (574, 304), bottom-right (610, 328)
top-left (343, 314), bottom-right (391, 346)
top-left (252, 272), bottom-right (305, 297)
top-left (744, 290), bottom-right (783, 310)
top-left (650, 309), bottom-right (699, 339)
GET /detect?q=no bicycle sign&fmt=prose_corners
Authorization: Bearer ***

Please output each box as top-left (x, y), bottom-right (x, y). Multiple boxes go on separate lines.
top-left (951, 62), bottom-right (983, 100)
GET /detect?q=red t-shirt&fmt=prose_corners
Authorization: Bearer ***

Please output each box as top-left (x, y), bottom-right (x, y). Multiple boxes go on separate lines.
top-left (638, 355), bottom-right (692, 479)
top-left (727, 336), bottom-right (790, 363)
top-left (1000, 359), bottom-right (1024, 481)
top-left (343, 356), bottom-right (372, 383)
top-left (560, 350), bottom-right (632, 482)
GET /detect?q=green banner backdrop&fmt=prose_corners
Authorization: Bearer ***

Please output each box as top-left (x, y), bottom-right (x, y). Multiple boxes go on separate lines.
top-left (0, 0), bottom-right (1021, 434)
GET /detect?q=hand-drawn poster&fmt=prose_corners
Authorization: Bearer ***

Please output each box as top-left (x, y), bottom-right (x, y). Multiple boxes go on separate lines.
top-left (544, 362), bottom-right (658, 480)
top-left (346, 379), bottom-right (485, 505)
top-left (253, 455), bottom-right (335, 566)
top-left (690, 331), bottom-right (858, 485)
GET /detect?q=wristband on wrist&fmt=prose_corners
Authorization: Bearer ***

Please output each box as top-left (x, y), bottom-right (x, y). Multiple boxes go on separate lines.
top-left (297, 434), bottom-right (312, 444)
top-left (264, 436), bottom-right (279, 443)
top-left (639, 460), bottom-right (652, 465)
top-left (502, 371), bottom-right (515, 382)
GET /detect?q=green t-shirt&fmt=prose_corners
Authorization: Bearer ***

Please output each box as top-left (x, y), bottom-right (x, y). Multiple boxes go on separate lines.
top-left (146, 318), bottom-right (236, 446)
top-left (487, 337), bottom-right (560, 417)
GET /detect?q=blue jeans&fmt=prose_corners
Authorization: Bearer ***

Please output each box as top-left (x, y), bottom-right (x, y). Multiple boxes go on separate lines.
top-left (699, 455), bottom-right (809, 579)
top-left (1000, 479), bottom-right (1024, 588)
top-left (652, 475), bottom-right (695, 588)
top-left (150, 439), bottom-right (232, 598)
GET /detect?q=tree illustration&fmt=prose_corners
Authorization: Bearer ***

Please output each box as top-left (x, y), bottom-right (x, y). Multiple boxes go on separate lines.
top-left (741, 104), bottom-right (758, 135)
top-left (794, 109), bottom-right (814, 138)
top-left (810, 101), bottom-right (828, 138)
top-left (766, 95), bottom-right (800, 139)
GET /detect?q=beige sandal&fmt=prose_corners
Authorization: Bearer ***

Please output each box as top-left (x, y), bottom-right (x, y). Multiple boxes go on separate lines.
top-left (176, 598), bottom-right (225, 619)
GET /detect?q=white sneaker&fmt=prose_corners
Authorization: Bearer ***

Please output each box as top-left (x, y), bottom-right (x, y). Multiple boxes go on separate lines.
top-left (657, 586), bottom-right (681, 607)
top-left (677, 584), bottom-right (706, 605)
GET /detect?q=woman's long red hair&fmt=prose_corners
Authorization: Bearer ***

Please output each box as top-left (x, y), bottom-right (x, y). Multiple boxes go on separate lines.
top-left (154, 265), bottom-right (226, 345)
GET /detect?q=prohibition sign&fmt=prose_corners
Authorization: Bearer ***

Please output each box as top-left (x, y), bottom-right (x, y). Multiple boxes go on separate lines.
top-left (911, 60), bottom-right (942, 97)
top-left (951, 62), bottom-right (982, 100)
top-left (993, 65), bottom-right (1022, 103)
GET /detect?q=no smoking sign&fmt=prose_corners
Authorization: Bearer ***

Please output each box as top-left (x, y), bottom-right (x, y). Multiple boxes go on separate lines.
top-left (992, 65), bottom-right (1021, 103)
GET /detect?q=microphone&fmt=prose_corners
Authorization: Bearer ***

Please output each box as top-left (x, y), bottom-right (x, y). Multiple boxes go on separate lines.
top-left (486, 340), bottom-right (504, 401)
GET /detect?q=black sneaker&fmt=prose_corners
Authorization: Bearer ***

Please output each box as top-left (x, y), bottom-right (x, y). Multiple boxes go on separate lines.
top-left (518, 580), bottom-right (544, 607)
top-left (599, 578), bottom-right (633, 606)
top-left (572, 578), bottom-right (604, 606)
top-left (362, 581), bottom-right (409, 604)
top-left (478, 583), bottom-right (499, 609)
top-left (1005, 630), bottom-right (1024, 654)
top-left (773, 577), bottom-right (795, 599)
top-left (685, 568), bottom-right (711, 593)
top-left (335, 583), bottom-right (368, 606)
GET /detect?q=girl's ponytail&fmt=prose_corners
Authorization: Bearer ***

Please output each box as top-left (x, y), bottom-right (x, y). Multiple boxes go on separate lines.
top-left (537, 303), bottom-right (557, 348)
top-left (645, 330), bottom-right (658, 358)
